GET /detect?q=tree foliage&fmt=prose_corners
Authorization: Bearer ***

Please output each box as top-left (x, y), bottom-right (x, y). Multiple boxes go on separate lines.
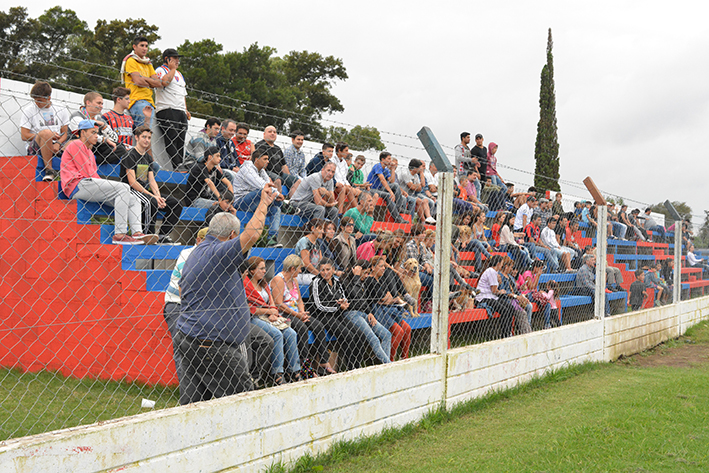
top-left (326, 125), bottom-right (385, 151)
top-left (533, 28), bottom-right (560, 192)
top-left (649, 201), bottom-right (693, 223)
top-left (694, 211), bottom-right (709, 249)
top-left (0, 6), bottom-right (373, 140)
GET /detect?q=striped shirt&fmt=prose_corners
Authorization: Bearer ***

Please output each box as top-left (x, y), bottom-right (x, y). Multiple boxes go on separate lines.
top-left (102, 110), bottom-right (134, 148)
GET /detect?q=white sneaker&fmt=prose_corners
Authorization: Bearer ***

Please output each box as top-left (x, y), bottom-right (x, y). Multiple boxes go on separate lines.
top-left (425, 217), bottom-right (436, 225)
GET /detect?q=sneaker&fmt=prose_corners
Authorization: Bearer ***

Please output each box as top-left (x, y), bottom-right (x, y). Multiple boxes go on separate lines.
top-left (424, 217), bottom-right (436, 225)
top-left (157, 235), bottom-right (179, 245)
top-left (281, 202), bottom-right (301, 215)
top-left (42, 168), bottom-right (57, 182)
top-left (132, 232), bottom-right (159, 245)
top-left (112, 234), bottom-right (142, 245)
top-left (266, 237), bottom-right (283, 248)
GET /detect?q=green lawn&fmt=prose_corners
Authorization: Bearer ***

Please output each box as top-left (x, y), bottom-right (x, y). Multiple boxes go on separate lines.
top-left (0, 369), bottom-right (179, 441)
top-left (277, 322), bottom-right (709, 473)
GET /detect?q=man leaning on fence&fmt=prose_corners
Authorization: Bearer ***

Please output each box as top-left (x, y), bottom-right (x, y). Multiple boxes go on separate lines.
top-left (175, 185), bottom-right (277, 404)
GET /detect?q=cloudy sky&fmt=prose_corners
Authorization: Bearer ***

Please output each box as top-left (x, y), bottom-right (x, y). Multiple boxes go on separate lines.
top-left (26, 0), bottom-right (709, 219)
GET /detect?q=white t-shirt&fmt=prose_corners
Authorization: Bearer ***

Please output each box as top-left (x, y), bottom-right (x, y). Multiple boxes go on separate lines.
top-left (19, 102), bottom-right (70, 148)
top-left (475, 267), bottom-right (499, 302)
top-left (399, 169), bottom-right (420, 193)
top-left (155, 65), bottom-right (187, 112)
top-left (540, 226), bottom-right (560, 250)
top-left (333, 155), bottom-right (349, 186)
top-left (514, 204), bottom-right (534, 230)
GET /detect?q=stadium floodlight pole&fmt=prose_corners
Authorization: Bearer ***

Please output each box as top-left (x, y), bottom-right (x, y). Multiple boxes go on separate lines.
top-left (418, 126), bottom-right (455, 357)
top-left (664, 200), bottom-right (683, 304)
top-left (582, 177), bottom-right (607, 323)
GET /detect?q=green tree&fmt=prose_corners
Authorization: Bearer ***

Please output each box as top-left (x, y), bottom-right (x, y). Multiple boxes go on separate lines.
top-left (326, 125), bottom-right (385, 151)
top-left (533, 28), bottom-right (560, 192)
top-left (694, 211), bottom-right (709, 248)
top-left (650, 201), bottom-right (693, 224)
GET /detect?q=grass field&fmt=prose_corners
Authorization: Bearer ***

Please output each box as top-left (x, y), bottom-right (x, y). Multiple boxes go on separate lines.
top-left (274, 321), bottom-right (709, 473)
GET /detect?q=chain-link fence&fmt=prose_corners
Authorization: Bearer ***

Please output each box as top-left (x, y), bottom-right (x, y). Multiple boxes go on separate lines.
top-left (1, 74), bottom-right (706, 445)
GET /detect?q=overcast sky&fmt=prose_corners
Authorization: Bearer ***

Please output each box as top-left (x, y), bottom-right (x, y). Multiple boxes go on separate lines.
top-left (25, 0), bottom-right (709, 219)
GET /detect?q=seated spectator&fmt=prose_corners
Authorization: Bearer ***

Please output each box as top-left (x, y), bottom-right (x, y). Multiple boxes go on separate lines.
top-left (463, 170), bottom-right (490, 214)
top-left (356, 229), bottom-right (390, 261)
top-left (517, 260), bottom-right (545, 296)
top-left (232, 146), bottom-right (284, 248)
top-left (290, 161), bottom-right (339, 222)
top-left (498, 213), bottom-right (534, 270)
top-left (448, 226), bottom-right (476, 291)
top-left (454, 211), bottom-right (475, 227)
top-left (485, 142), bottom-right (506, 189)
top-left (295, 218), bottom-right (325, 285)
top-left (330, 216), bottom-right (358, 271)
top-left (185, 117), bottom-right (220, 166)
top-left (618, 205), bottom-right (644, 241)
top-left (474, 254), bottom-right (517, 339)
top-left (458, 225), bottom-right (491, 273)
top-left (498, 256), bottom-right (532, 334)
top-left (552, 192), bottom-right (565, 216)
top-left (524, 214), bottom-right (560, 273)
top-left (629, 269), bottom-right (648, 311)
top-left (347, 155), bottom-right (371, 190)
top-left (405, 224), bottom-right (435, 302)
top-left (423, 161), bottom-right (439, 199)
top-left (514, 196), bottom-right (537, 232)
top-left (183, 146), bottom-right (233, 209)
top-left (69, 91), bottom-right (124, 165)
top-left (319, 220), bottom-right (342, 275)
top-left (232, 122), bottom-right (254, 166)
top-left (215, 119), bottom-right (240, 174)
top-left (343, 191), bottom-right (375, 238)
top-left (400, 159), bottom-right (436, 224)
top-left (540, 216), bottom-right (574, 272)
top-left (686, 244), bottom-right (709, 278)
top-left (244, 257), bottom-right (301, 385)
top-left (333, 142), bottom-right (362, 214)
top-left (573, 254), bottom-right (611, 316)
top-left (640, 208), bottom-right (666, 242)
top-left (102, 87), bottom-right (135, 152)
top-left (573, 202), bottom-right (584, 219)
top-left (309, 258), bottom-right (370, 370)
top-left (644, 262), bottom-right (669, 305)
top-left (341, 262), bottom-right (392, 364)
top-left (256, 126), bottom-right (300, 198)
top-left (387, 157), bottom-right (418, 220)
top-left (20, 81), bottom-right (70, 181)
top-left (60, 120), bottom-right (155, 245)
top-left (607, 203), bottom-right (627, 240)
top-left (452, 173), bottom-right (483, 215)
top-left (284, 130), bottom-right (307, 179)
top-left (120, 125), bottom-right (183, 244)
top-left (365, 256), bottom-right (412, 361)
top-left (472, 210), bottom-right (494, 252)
top-left (533, 198), bottom-right (552, 228)
top-left (536, 280), bottom-right (561, 329)
top-left (581, 202), bottom-right (597, 235)
top-left (270, 255), bottom-right (334, 376)
top-left (629, 209), bottom-right (649, 241)
top-left (204, 190), bottom-right (236, 226)
top-left (305, 142), bottom-right (334, 176)
top-left (490, 211), bottom-right (506, 247)
top-left (366, 152), bottom-right (406, 224)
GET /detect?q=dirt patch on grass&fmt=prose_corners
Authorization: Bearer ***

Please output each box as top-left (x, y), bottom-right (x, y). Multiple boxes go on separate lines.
top-left (628, 340), bottom-right (709, 368)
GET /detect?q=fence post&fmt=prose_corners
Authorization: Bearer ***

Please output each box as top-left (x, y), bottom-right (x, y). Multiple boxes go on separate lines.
top-left (595, 204), bottom-right (608, 322)
top-left (673, 220), bottom-right (682, 305)
top-left (431, 172), bottom-right (453, 356)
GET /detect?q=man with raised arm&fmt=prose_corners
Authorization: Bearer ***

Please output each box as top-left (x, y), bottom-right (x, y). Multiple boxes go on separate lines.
top-left (176, 185), bottom-right (277, 404)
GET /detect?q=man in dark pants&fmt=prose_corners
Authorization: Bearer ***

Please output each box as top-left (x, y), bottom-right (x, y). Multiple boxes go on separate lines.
top-left (155, 48), bottom-right (190, 170)
top-left (175, 185), bottom-right (276, 404)
top-left (470, 133), bottom-right (488, 189)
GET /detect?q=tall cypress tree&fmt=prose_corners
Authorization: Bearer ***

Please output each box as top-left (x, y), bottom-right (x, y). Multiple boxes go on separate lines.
top-left (533, 28), bottom-right (560, 192)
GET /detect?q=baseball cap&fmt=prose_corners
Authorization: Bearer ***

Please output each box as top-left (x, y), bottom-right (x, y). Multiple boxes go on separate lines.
top-left (162, 48), bottom-right (183, 60)
top-left (77, 119), bottom-right (97, 131)
top-left (475, 133), bottom-right (483, 140)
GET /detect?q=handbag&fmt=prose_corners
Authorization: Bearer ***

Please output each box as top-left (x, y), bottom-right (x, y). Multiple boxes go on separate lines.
top-left (257, 315), bottom-right (291, 331)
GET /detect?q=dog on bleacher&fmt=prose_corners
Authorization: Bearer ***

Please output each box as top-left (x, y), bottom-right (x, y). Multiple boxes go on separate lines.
top-left (400, 258), bottom-right (422, 317)
top-left (450, 288), bottom-right (476, 312)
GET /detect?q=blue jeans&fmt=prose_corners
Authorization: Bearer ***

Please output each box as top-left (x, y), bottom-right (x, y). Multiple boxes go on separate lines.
top-left (611, 221), bottom-right (627, 239)
top-left (419, 270), bottom-right (434, 301)
top-left (191, 197), bottom-right (216, 209)
top-left (250, 318), bottom-right (300, 374)
top-left (129, 99), bottom-right (156, 128)
top-left (528, 244), bottom-right (559, 272)
top-left (292, 200), bottom-right (338, 224)
top-left (462, 239), bottom-right (491, 269)
top-left (489, 175), bottom-right (505, 188)
top-left (502, 244), bottom-right (533, 268)
top-left (344, 311), bottom-right (391, 364)
top-left (235, 189), bottom-right (282, 238)
top-left (648, 225), bottom-right (666, 241)
top-left (373, 305), bottom-right (409, 330)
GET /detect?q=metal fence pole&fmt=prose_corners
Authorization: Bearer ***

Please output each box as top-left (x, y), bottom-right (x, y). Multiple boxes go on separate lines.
top-left (673, 220), bottom-right (682, 304)
top-left (595, 205), bottom-right (608, 321)
top-left (431, 172), bottom-right (453, 356)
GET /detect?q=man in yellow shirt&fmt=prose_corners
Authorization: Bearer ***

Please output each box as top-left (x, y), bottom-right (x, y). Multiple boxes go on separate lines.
top-left (120, 36), bottom-right (164, 127)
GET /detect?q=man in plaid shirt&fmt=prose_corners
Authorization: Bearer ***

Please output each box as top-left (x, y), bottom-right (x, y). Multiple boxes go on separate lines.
top-left (284, 130), bottom-right (307, 178)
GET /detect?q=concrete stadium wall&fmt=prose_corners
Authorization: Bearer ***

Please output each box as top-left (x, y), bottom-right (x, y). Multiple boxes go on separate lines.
top-left (446, 319), bottom-right (604, 406)
top-left (604, 305), bottom-right (680, 361)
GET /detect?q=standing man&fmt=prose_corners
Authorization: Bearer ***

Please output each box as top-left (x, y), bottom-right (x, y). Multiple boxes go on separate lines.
top-left (255, 126), bottom-right (300, 197)
top-left (102, 87), bottom-right (135, 151)
top-left (60, 120), bottom-right (155, 245)
top-left (470, 133), bottom-right (488, 188)
top-left (19, 81), bottom-right (70, 181)
top-left (121, 36), bottom-right (163, 127)
top-left (454, 132), bottom-right (477, 179)
top-left (284, 130), bottom-right (307, 179)
top-left (155, 48), bottom-right (190, 171)
top-left (121, 125), bottom-right (183, 244)
top-left (176, 187), bottom-right (277, 404)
